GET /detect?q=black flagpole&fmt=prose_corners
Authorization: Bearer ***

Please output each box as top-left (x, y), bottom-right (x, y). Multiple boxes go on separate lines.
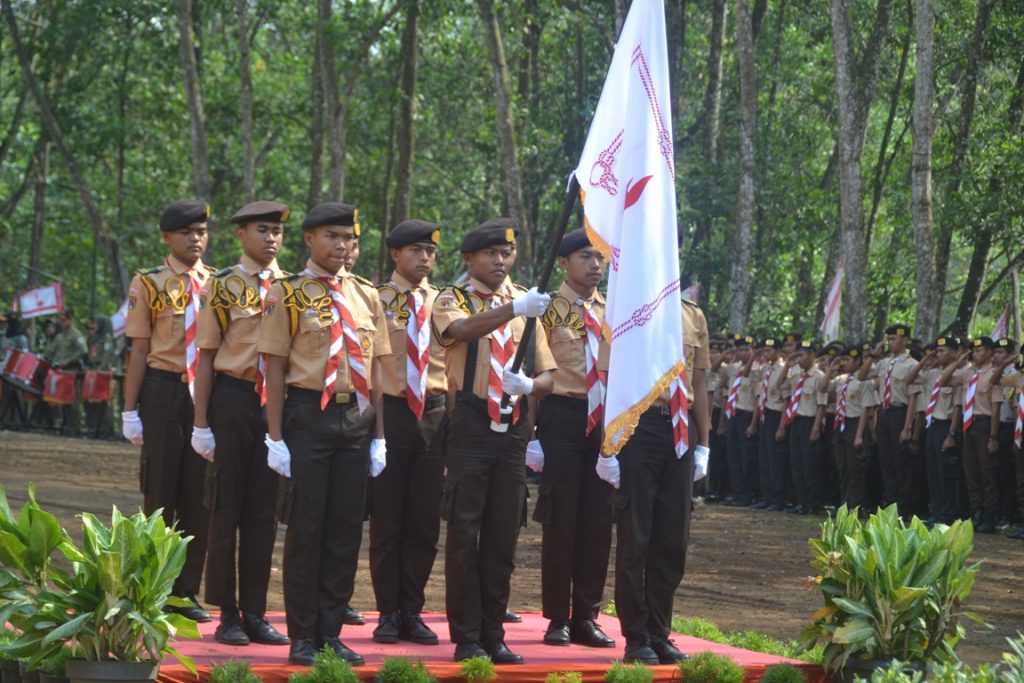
top-left (500, 174), bottom-right (581, 412)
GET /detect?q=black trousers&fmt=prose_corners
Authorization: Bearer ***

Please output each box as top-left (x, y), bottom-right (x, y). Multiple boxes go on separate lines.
top-left (613, 407), bottom-right (693, 640)
top-left (442, 401), bottom-right (529, 644)
top-left (789, 415), bottom-right (823, 509)
top-left (996, 421), bottom-right (1018, 522)
top-left (876, 405), bottom-right (907, 506)
top-left (369, 394), bottom-right (445, 615)
top-left (707, 407), bottom-right (729, 497)
top-left (279, 389), bottom-right (374, 640)
top-left (923, 419), bottom-right (961, 523)
top-left (725, 410), bottom-right (752, 498)
top-left (963, 416), bottom-right (999, 517)
top-left (138, 370), bottom-right (208, 597)
top-left (534, 396), bottom-right (613, 622)
top-left (203, 375), bottom-right (279, 616)
top-left (833, 417), bottom-right (870, 511)
top-left (759, 409), bottom-right (789, 504)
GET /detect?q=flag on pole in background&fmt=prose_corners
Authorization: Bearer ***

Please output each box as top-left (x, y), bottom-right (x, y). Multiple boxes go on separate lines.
top-left (111, 298), bottom-right (130, 338)
top-left (820, 256), bottom-right (845, 342)
top-left (993, 304), bottom-right (1011, 340)
top-left (681, 281), bottom-right (700, 304)
top-left (574, 0), bottom-right (685, 455)
top-left (15, 282), bottom-right (64, 319)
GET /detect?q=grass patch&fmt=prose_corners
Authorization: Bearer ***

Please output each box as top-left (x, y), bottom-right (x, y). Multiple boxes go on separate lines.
top-left (670, 616), bottom-right (823, 664)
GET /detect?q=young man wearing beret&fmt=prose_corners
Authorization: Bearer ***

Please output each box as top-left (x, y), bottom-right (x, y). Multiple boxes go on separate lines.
top-left (192, 201), bottom-right (291, 647)
top-left (122, 199), bottom-right (217, 622)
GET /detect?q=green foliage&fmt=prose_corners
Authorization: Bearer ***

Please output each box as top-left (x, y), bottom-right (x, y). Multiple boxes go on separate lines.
top-left (670, 617), bottom-right (725, 643)
top-left (799, 505), bottom-right (985, 674)
top-left (670, 616), bottom-right (822, 664)
top-left (544, 673), bottom-right (582, 683)
top-left (38, 646), bottom-right (76, 677)
top-left (602, 661), bottom-right (652, 683)
top-left (677, 651), bottom-right (745, 683)
top-left (208, 660), bottom-right (262, 683)
top-left (458, 656), bottom-right (496, 683)
top-left (288, 646), bottom-right (358, 683)
top-left (375, 657), bottom-right (436, 683)
top-left (1000, 633), bottom-right (1024, 682)
top-left (601, 601), bottom-right (617, 617)
top-left (760, 663), bottom-right (807, 683)
top-left (0, 630), bottom-right (16, 662)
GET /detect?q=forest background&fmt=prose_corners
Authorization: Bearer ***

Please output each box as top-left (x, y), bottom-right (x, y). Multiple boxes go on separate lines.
top-left (0, 0), bottom-right (1021, 342)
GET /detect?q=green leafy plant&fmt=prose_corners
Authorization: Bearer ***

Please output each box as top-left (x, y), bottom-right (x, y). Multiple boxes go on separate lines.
top-left (603, 662), bottom-right (652, 683)
top-left (670, 616), bottom-right (822, 663)
top-left (799, 505), bottom-right (985, 675)
top-left (999, 633), bottom-right (1024, 682)
top-left (670, 617), bottom-right (725, 643)
top-left (458, 656), bottom-right (496, 683)
top-left (677, 651), bottom-right (744, 683)
top-left (288, 647), bottom-right (358, 683)
top-left (208, 660), bottom-right (262, 683)
top-left (38, 646), bottom-right (77, 678)
top-left (375, 657), bottom-right (436, 683)
top-left (760, 663), bottom-right (807, 683)
top-left (544, 673), bottom-right (582, 683)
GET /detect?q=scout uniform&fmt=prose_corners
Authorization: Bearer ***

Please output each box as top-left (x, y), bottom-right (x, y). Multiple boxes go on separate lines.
top-left (705, 333), bottom-right (729, 500)
top-left (919, 337), bottom-right (963, 524)
top-left (818, 341), bottom-right (846, 507)
top-left (781, 341), bottom-right (828, 513)
top-left (431, 220), bottom-right (556, 661)
top-left (993, 338), bottom-right (1019, 526)
top-left (830, 345), bottom-right (879, 511)
top-left (534, 229), bottom-right (615, 649)
top-left (722, 335), bottom-right (757, 505)
top-left (872, 325), bottom-right (920, 507)
top-left (124, 199), bottom-right (215, 610)
top-left (48, 314), bottom-right (88, 434)
top-left (258, 202), bottom-right (390, 662)
top-left (196, 201), bottom-right (290, 646)
top-left (996, 351), bottom-right (1024, 539)
top-left (755, 339), bottom-right (788, 509)
top-left (369, 220), bottom-right (447, 645)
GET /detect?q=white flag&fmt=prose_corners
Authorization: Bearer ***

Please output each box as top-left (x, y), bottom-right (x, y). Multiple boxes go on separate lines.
top-left (15, 282), bottom-right (64, 319)
top-left (110, 298), bottom-right (130, 338)
top-left (820, 256), bottom-right (845, 342)
top-left (574, 0), bottom-right (684, 454)
top-left (992, 304), bottom-right (1010, 340)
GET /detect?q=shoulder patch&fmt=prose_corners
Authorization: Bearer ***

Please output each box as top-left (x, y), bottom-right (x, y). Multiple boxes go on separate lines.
top-left (203, 263), bottom-right (218, 274)
top-left (137, 265), bottom-right (165, 276)
top-left (682, 298), bottom-right (699, 308)
top-left (214, 266), bottom-right (235, 278)
top-left (279, 273), bottom-right (303, 283)
top-left (540, 295), bottom-right (584, 335)
top-left (352, 273), bottom-right (374, 287)
top-left (509, 283), bottom-right (528, 294)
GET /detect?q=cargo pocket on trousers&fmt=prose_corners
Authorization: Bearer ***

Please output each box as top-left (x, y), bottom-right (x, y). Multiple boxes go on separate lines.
top-left (520, 482), bottom-right (530, 528)
top-left (532, 482), bottom-right (553, 525)
top-left (608, 489), bottom-right (629, 524)
top-left (439, 475), bottom-right (458, 522)
top-left (276, 478), bottom-right (295, 525)
top-left (203, 467), bottom-right (219, 511)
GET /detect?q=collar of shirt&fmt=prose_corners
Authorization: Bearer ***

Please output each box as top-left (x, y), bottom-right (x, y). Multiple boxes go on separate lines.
top-left (166, 253), bottom-right (204, 275)
top-left (304, 259), bottom-right (344, 280)
top-left (558, 280), bottom-right (604, 307)
top-left (390, 270), bottom-right (428, 292)
top-left (467, 276), bottom-right (510, 300)
top-left (238, 253), bottom-right (282, 278)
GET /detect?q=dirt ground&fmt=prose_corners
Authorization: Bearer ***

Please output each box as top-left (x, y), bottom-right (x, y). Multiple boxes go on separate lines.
top-left (2, 430), bottom-right (1022, 667)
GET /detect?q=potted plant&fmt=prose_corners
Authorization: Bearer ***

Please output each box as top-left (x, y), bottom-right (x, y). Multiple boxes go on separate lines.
top-left (37, 647), bottom-right (75, 683)
top-left (1, 630), bottom-right (21, 683)
top-left (798, 504), bottom-right (984, 682)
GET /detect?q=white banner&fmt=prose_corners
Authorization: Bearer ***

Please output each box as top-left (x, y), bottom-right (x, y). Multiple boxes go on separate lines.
top-left (110, 298), bottom-right (130, 338)
top-left (992, 304), bottom-right (1010, 340)
top-left (820, 256), bottom-right (845, 342)
top-left (15, 282), bottom-right (64, 319)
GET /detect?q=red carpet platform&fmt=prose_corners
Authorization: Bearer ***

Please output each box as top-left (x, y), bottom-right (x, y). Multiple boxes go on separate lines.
top-left (158, 612), bottom-right (825, 683)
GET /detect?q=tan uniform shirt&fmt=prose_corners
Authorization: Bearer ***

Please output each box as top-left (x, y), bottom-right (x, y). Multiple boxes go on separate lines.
top-left (539, 282), bottom-right (607, 400)
top-left (830, 374), bottom-right (879, 419)
top-left (761, 361), bottom-right (788, 412)
top-left (950, 364), bottom-right (1002, 418)
top-left (431, 276), bottom-right (557, 400)
top-left (874, 352), bottom-right (920, 408)
top-left (783, 366), bottom-right (828, 417)
top-left (376, 271), bottom-right (447, 399)
top-left (919, 366), bottom-right (959, 422)
top-left (257, 260), bottom-right (390, 393)
top-left (196, 254), bottom-right (284, 382)
top-left (707, 364), bottom-right (725, 409)
top-left (651, 301), bottom-right (710, 404)
top-left (732, 363), bottom-right (758, 412)
top-left (999, 370), bottom-right (1024, 423)
top-left (125, 254), bottom-right (214, 373)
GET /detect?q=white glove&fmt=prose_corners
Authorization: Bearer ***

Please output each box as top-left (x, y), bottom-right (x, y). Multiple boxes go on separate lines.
top-left (693, 445), bottom-right (710, 482)
top-left (502, 368), bottom-right (534, 397)
top-left (370, 438), bottom-right (387, 477)
top-left (122, 410), bottom-right (144, 445)
top-left (525, 440), bottom-right (544, 472)
top-left (512, 287), bottom-right (552, 318)
top-left (265, 435), bottom-right (292, 478)
top-left (190, 426), bottom-right (216, 462)
top-left (595, 454), bottom-right (620, 489)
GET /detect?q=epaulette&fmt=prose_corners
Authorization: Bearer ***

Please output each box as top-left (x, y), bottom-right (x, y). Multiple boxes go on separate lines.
top-left (214, 266), bottom-right (235, 278)
top-left (509, 282), bottom-right (528, 294)
top-left (203, 263), bottom-right (218, 274)
top-left (352, 273), bottom-right (374, 287)
top-left (682, 298), bottom-right (699, 308)
top-left (137, 265), bottom-right (165, 276)
top-left (279, 273), bottom-right (304, 283)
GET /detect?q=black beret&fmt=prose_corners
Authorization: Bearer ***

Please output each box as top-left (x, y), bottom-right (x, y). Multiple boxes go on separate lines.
top-left (971, 336), bottom-right (995, 349)
top-left (784, 332), bottom-right (803, 344)
top-left (460, 218), bottom-right (518, 254)
top-left (303, 202), bottom-right (360, 235)
top-left (387, 219), bottom-right (440, 248)
top-left (885, 324), bottom-right (912, 337)
top-left (797, 339), bottom-right (820, 353)
top-left (709, 332), bottom-right (727, 350)
top-left (843, 344), bottom-right (863, 359)
top-left (935, 336), bottom-right (960, 349)
top-left (859, 341), bottom-right (873, 354)
top-left (230, 201), bottom-right (290, 225)
top-left (996, 337), bottom-right (1018, 351)
top-left (760, 337), bottom-right (780, 349)
top-left (733, 335), bottom-right (754, 348)
top-left (820, 341), bottom-right (844, 358)
top-left (923, 343), bottom-right (937, 353)
top-left (160, 200), bottom-right (210, 232)
top-left (908, 344), bottom-right (924, 361)
top-left (558, 228), bottom-right (592, 257)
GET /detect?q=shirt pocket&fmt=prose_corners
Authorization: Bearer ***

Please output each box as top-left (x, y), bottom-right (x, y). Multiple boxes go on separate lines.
top-left (299, 314), bottom-right (331, 355)
top-left (154, 308), bottom-right (184, 341)
top-left (226, 305), bottom-right (262, 344)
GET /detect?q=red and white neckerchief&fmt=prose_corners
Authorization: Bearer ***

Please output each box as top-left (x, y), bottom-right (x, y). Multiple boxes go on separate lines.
top-left (484, 292), bottom-right (520, 428)
top-left (404, 285), bottom-right (431, 420)
top-left (1014, 382), bottom-right (1024, 448)
top-left (783, 373), bottom-right (807, 427)
top-left (924, 377), bottom-right (941, 428)
top-left (882, 362), bottom-right (894, 409)
top-left (321, 275), bottom-right (370, 413)
top-left (168, 258), bottom-right (203, 401)
top-left (670, 364), bottom-right (689, 457)
top-left (578, 298), bottom-right (606, 435)
top-left (757, 365), bottom-right (771, 424)
top-left (255, 269), bottom-right (272, 406)
top-left (963, 369), bottom-right (979, 432)
top-left (836, 375), bottom-right (852, 432)
top-left (724, 374), bottom-right (742, 419)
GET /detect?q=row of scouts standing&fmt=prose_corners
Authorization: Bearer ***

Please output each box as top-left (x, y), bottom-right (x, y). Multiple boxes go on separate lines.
top-left (120, 199), bottom-right (712, 668)
top-left (702, 327), bottom-right (1024, 538)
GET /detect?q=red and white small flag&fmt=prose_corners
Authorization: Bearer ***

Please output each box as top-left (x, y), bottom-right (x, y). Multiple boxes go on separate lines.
top-left (15, 282), bottom-right (64, 319)
top-left (993, 304), bottom-right (1011, 341)
top-left (819, 257), bottom-right (845, 342)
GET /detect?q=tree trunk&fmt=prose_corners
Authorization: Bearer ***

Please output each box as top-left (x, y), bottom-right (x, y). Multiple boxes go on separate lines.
top-left (236, 0), bottom-right (255, 203)
top-left (319, 0), bottom-right (345, 200)
top-left (308, 21), bottom-right (325, 208)
top-left (377, 103), bottom-right (398, 280)
top-left (27, 143), bottom-right (48, 288)
top-left (949, 236), bottom-right (992, 337)
top-left (391, 0), bottom-right (419, 227)
top-left (476, 0), bottom-right (532, 277)
top-left (613, 0), bottom-right (627, 39)
top-left (729, 0), bottom-right (757, 332)
top-left (176, 0), bottom-right (210, 201)
top-left (910, 0), bottom-right (937, 339)
top-left (0, 87), bottom-right (27, 169)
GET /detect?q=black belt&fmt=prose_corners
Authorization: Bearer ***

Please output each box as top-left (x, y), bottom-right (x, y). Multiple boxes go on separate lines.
top-left (146, 367), bottom-right (186, 383)
top-left (216, 374), bottom-right (256, 392)
top-left (543, 394), bottom-right (588, 409)
top-left (643, 403), bottom-right (672, 418)
top-left (454, 390), bottom-right (530, 421)
top-left (384, 393), bottom-right (445, 411)
top-left (287, 386), bottom-right (356, 405)
top-left (764, 408), bottom-right (781, 416)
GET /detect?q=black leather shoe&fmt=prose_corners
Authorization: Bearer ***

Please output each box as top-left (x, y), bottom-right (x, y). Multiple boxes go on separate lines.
top-left (288, 638), bottom-right (317, 666)
top-left (167, 594), bottom-right (212, 623)
top-left (482, 639), bottom-right (524, 664)
top-left (569, 619), bottom-right (615, 648)
top-left (1008, 527), bottom-right (1024, 540)
top-left (723, 495), bottom-right (750, 507)
top-left (373, 612), bottom-right (401, 644)
top-left (318, 636), bottom-right (364, 666)
top-left (749, 499), bottom-right (771, 510)
top-left (623, 635), bottom-right (659, 665)
top-left (400, 612), bottom-right (439, 645)
top-left (768, 502), bottom-right (786, 511)
top-left (543, 620), bottom-right (570, 646)
top-left (214, 612), bottom-right (250, 646)
top-left (341, 606), bottom-right (365, 626)
top-left (650, 635), bottom-right (689, 663)
top-left (453, 642), bottom-right (488, 662)
top-left (502, 609), bottom-right (522, 623)
top-left (242, 613), bottom-right (290, 645)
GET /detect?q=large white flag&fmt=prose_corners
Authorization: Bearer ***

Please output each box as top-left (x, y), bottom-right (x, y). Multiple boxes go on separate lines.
top-left (574, 0), bottom-right (684, 455)
top-left (820, 256), bottom-right (845, 342)
top-left (15, 282), bottom-right (64, 319)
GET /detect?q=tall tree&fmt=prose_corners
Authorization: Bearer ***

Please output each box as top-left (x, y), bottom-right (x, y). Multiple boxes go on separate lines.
top-left (308, 14), bottom-right (325, 208)
top-left (391, 0), bottom-right (419, 227)
top-left (236, 0), bottom-right (255, 203)
top-left (910, 0), bottom-right (937, 338)
top-left (729, 0), bottom-right (757, 331)
top-left (27, 142), bottom-right (48, 288)
top-left (176, 0), bottom-right (211, 201)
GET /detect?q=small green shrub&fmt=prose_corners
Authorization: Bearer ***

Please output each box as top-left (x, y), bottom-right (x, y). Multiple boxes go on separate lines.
top-left (545, 673), bottom-right (583, 683)
top-left (603, 661), bottom-right (652, 683)
top-left (38, 647), bottom-right (77, 678)
top-left (670, 617), bottom-right (726, 643)
top-left (601, 602), bottom-right (617, 616)
top-left (375, 657), bottom-right (436, 683)
top-left (209, 660), bottom-right (262, 683)
top-left (458, 656), bottom-right (496, 683)
top-left (760, 662), bottom-right (806, 683)
top-left (677, 651), bottom-right (744, 683)
top-left (288, 647), bottom-right (358, 683)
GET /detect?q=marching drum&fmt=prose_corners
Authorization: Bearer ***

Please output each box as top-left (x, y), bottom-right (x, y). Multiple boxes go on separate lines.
top-left (42, 369), bottom-right (76, 405)
top-left (1, 349), bottom-right (52, 396)
top-left (81, 370), bottom-right (113, 402)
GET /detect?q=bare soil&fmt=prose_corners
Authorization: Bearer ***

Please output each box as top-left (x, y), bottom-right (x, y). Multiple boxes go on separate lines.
top-left (2, 430), bottom-right (1022, 666)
